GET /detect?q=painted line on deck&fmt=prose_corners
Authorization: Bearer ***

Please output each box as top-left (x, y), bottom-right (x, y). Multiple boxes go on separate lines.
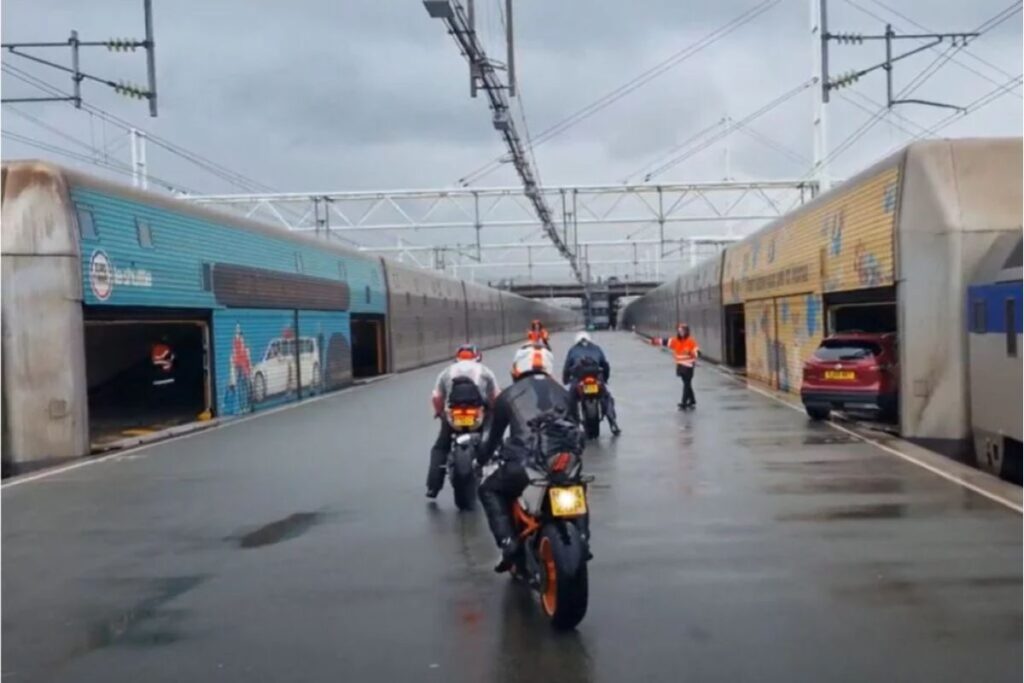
top-left (637, 333), bottom-right (1022, 514)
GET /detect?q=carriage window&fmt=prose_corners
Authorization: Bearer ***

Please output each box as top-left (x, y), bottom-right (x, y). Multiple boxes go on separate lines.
top-left (972, 300), bottom-right (987, 333)
top-left (76, 207), bottom-right (98, 239)
top-left (135, 219), bottom-right (153, 248)
top-left (1007, 298), bottom-right (1017, 357)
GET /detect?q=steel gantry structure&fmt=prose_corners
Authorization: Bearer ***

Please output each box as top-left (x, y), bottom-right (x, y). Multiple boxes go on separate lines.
top-left (184, 178), bottom-right (816, 282)
top-left (185, 179), bottom-right (815, 281)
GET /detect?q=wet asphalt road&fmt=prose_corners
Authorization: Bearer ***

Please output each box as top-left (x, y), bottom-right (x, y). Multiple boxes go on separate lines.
top-left (3, 332), bottom-right (1021, 682)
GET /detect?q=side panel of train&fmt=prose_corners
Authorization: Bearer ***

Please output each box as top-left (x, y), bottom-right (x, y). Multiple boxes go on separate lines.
top-left (967, 279), bottom-right (1023, 482)
top-left (621, 138), bottom-right (1023, 463)
top-left (1, 162), bottom-right (579, 470)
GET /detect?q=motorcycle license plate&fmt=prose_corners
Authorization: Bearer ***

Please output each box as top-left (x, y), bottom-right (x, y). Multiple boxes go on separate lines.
top-left (453, 415), bottom-right (477, 427)
top-left (583, 384), bottom-right (599, 395)
top-left (824, 370), bottom-right (855, 380)
top-left (549, 486), bottom-right (587, 517)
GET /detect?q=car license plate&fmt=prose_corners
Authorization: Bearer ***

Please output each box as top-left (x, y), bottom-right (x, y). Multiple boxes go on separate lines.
top-left (583, 384), bottom-right (599, 395)
top-left (453, 415), bottom-right (476, 427)
top-left (824, 370), bottom-right (855, 380)
top-left (549, 486), bottom-right (587, 517)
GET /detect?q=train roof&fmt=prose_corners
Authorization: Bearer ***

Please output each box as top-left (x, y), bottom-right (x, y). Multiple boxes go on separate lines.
top-left (973, 231), bottom-right (1023, 284)
top-left (2, 159), bottom-right (537, 300)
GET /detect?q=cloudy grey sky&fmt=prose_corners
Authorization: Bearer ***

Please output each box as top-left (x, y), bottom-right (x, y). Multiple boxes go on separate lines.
top-left (2, 0), bottom-right (1021, 280)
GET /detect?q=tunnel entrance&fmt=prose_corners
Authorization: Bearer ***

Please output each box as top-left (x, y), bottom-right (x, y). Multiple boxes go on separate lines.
top-left (84, 314), bottom-right (211, 449)
top-left (351, 314), bottom-right (386, 378)
top-left (825, 287), bottom-right (897, 334)
top-left (724, 304), bottom-right (747, 368)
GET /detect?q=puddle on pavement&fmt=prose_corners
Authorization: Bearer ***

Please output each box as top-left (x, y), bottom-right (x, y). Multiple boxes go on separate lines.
top-left (82, 575), bottom-right (204, 654)
top-left (737, 434), bottom-right (857, 449)
top-left (767, 476), bottom-right (905, 495)
top-left (234, 512), bottom-right (322, 549)
top-left (777, 503), bottom-right (908, 522)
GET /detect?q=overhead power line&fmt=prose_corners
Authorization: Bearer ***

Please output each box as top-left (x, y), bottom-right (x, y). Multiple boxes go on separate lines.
top-left (457, 0), bottom-right (782, 185)
top-left (843, 0), bottom-right (1022, 97)
top-left (3, 62), bottom-right (280, 195)
top-left (641, 79), bottom-right (816, 181)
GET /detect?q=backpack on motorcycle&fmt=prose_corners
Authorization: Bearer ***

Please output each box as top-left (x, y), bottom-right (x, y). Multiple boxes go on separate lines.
top-left (530, 409), bottom-right (585, 458)
top-left (448, 376), bottom-right (484, 406)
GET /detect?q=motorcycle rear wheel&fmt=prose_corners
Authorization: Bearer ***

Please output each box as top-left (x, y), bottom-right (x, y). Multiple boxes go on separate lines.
top-left (583, 401), bottom-right (601, 440)
top-left (537, 525), bottom-right (589, 630)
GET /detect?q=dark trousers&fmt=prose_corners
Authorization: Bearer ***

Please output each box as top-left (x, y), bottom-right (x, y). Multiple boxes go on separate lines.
top-left (677, 365), bottom-right (696, 406)
top-left (478, 459), bottom-right (530, 544)
top-left (426, 420), bottom-right (454, 492)
top-left (567, 386), bottom-right (618, 426)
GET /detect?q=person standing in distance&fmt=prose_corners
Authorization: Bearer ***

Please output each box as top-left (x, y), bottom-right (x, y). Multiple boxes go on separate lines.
top-left (651, 324), bottom-right (700, 409)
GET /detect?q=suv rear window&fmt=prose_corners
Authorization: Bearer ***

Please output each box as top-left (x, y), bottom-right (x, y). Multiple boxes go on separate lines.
top-left (814, 339), bottom-right (881, 361)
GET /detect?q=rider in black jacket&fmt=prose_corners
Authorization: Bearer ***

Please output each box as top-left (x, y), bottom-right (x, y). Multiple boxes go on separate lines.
top-left (477, 343), bottom-right (580, 571)
top-left (562, 332), bottom-right (621, 435)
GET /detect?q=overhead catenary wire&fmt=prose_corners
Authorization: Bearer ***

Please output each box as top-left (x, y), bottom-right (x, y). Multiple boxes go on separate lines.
top-left (457, 0), bottom-right (782, 185)
top-left (640, 79), bottom-right (816, 181)
top-left (3, 63), bottom-right (280, 194)
top-left (843, 0), bottom-right (1023, 97)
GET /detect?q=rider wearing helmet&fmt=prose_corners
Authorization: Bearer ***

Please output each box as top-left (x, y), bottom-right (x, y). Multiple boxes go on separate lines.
top-left (526, 319), bottom-right (551, 349)
top-left (426, 344), bottom-right (499, 499)
top-left (562, 331), bottom-right (621, 435)
top-left (477, 343), bottom-right (581, 571)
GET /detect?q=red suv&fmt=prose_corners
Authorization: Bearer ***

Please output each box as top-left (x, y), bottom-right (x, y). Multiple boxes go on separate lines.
top-left (800, 332), bottom-right (899, 421)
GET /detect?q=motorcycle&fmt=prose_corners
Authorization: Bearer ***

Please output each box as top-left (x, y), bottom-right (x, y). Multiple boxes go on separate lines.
top-left (575, 372), bottom-right (605, 440)
top-left (445, 402), bottom-right (485, 511)
top-left (507, 412), bottom-right (592, 630)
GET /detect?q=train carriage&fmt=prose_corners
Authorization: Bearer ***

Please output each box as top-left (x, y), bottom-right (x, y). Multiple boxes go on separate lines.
top-left (967, 234), bottom-right (1023, 482)
top-left (623, 138), bottom-right (1023, 469)
top-left (1, 161), bottom-right (579, 472)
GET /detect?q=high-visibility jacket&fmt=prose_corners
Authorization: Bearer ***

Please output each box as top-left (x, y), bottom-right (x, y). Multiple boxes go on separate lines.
top-left (151, 343), bottom-right (174, 372)
top-left (658, 335), bottom-right (699, 367)
top-left (527, 328), bottom-right (550, 345)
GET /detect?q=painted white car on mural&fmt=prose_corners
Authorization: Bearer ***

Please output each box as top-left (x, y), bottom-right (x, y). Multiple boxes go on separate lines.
top-left (251, 336), bottom-right (321, 403)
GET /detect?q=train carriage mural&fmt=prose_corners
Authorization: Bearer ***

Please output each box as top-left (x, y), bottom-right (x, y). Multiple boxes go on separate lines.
top-left (624, 138), bottom-right (1022, 479)
top-left (1, 161), bottom-right (579, 472)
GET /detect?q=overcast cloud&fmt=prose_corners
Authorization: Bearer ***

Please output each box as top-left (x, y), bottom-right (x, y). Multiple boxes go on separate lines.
top-left (2, 0), bottom-right (1021, 279)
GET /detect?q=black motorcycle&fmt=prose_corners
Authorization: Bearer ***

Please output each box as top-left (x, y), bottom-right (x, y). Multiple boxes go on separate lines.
top-left (507, 411), bottom-right (592, 630)
top-left (574, 371), bottom-right (605, 440)
top-left (445, 402), bottom-right (485, 511)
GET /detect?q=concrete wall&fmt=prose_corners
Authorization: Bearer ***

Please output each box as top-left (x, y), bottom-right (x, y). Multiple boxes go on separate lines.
top-left (897, 138), bottom-right (1023, 449)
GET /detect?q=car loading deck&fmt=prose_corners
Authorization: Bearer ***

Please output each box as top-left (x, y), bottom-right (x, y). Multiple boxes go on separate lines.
top-left (2, 332), bottom-right (1020, 682)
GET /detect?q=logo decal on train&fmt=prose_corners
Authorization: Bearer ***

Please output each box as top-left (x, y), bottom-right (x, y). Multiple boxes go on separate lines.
top-left (88, 249), bottom-right (153, 301)
top-left (89, 250), bottom-right (113, 301)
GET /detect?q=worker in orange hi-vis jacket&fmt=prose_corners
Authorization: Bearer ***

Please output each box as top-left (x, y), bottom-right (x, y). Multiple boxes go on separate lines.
top-left (651, 323), bottom-right (700, 410)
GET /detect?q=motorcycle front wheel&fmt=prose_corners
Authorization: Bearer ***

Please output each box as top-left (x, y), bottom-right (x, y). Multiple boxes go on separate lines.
top-left (537, 523), bottom-right (589, 630)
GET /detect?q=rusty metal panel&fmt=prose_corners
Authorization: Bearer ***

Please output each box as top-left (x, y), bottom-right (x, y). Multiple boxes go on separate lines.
top-left (1, 162), bottom-right (89, 468)
top-left (774, 293), bottom-right (824, 395)
top-left (897, 138), bottom-right (1023, 445)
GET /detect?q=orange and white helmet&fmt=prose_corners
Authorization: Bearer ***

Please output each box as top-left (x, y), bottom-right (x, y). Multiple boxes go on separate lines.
top-left (511, 343), bottom-right (553, 378)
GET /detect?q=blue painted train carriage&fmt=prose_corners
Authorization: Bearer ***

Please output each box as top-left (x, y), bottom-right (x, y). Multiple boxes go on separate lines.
top-left (73, 169), bottom-right (390, 416)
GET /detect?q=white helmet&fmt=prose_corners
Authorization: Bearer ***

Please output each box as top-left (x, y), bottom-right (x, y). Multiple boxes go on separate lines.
top-left (512, 344), bottom-right (554, 378)
top-left (575, 331), bottom-right (591, 345)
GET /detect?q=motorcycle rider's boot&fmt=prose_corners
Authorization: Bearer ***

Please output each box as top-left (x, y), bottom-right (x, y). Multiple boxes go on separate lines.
top-left (609, 420), bottom-right (622, 436)
top-left (575, 517), bottom-right (594, 561)
top-left (493, 536), bottom-right (521, 573)
top-left (426, 448), bottom-right (447, 498)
